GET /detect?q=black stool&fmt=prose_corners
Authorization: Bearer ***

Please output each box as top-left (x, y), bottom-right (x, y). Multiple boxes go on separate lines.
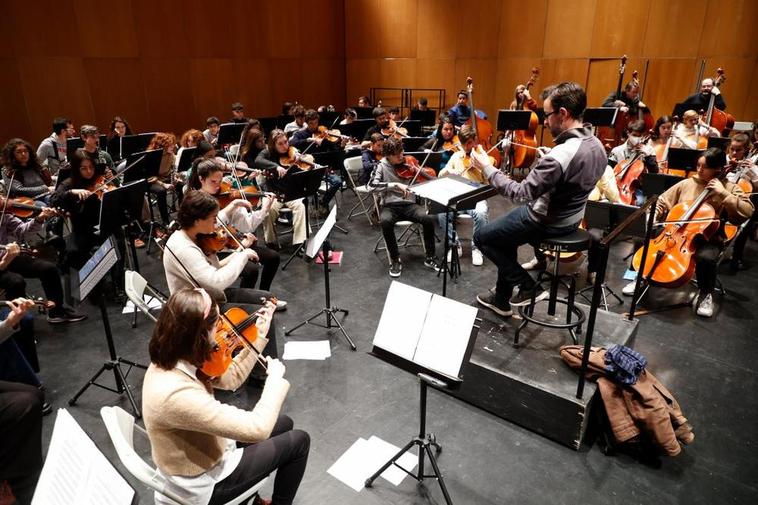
top-left (514, 228), bottom-right (590, 347)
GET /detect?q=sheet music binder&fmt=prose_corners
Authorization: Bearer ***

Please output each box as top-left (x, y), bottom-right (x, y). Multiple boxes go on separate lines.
top-left (411, 174), bottom-right (497, 214)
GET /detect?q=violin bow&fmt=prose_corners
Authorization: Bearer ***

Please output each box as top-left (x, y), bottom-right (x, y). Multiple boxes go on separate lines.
top-left (214, 215), bottom-right (249, 252)
top-left (156, 236), bottom-right (269, 370)
top-left (408, 138), bottom-right (438, 187)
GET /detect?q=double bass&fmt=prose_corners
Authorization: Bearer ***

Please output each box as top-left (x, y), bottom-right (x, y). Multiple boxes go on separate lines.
top-left (598, 55), bottom-right (629, 149)
top-left (465, 77), bottom-right (502, 168)
top-left (702, 68), bottom-right (734, 135)
top-left (632, 69), bottom-right (654, 131)
top-left (512, 67), bottom-right (540, 169)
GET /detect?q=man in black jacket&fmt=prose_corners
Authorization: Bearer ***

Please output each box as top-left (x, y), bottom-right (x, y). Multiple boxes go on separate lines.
top-left (681, 77), bottom-right (727, 112)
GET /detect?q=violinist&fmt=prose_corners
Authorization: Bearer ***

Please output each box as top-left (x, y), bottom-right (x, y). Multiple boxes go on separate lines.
top-left (361, 133), bottom-right (384, 184)
top-left (146, 132), bottom-right (178, 226)
top-left (254, 130), bottom-right (307, 249)
top-left (2, 139), bottom-right (54, 203)
top-left (673, 110), bottom-right (719, 150)
top-left (681, 77), bottom-right (727, 112)
top-left (188, 160), bottom-right (284, 299)
top-left (79, 125), bottom-right (115, 177)
top-left (626, 148), bottom-right (753, 317)
top-left (142, 289), bottom-right (309, 505)
top-left (368, 136), bottom-right (441, 278)
top-left (340, 108), bottom-right (357, 125)
top-left (608, 120), bottom-right (658, 206)
top-left (162, 190), bottom-right (282, 370)
top-left (437, 125), bottom-right (489, 267)
top-left (284, 104), bottom-right (306, 137)
top-left (36, 117), bottom-right (74, 176)
top-left (230, 102), bottom-right (248, 124)
top-left (602, 80), bottom-right (649, 117)
top-left (179, 129), bottom-right (205, 149)
top-left (0, 203), bottom-right (86, 324)
top-left (357, 96), bottom-right (371, 108)
top-left (203, 116), bottom-right (220, 146)
top-left (447, 90), bottom-right (471, 127)
top-left (472, 82), bottom-right (606, 317)
top-left (421, 115), bottom-right (458, 170)
top-left (362, 107), bottom-right (391, 144)
top-left (108, 116), bottom-right (134, 140)
top-left (725, 134), bottom-right (758, 271)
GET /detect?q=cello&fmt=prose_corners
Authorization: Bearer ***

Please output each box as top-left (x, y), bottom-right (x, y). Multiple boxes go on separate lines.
top-left (702, 68), bottom-right (735, 135)
top-left (512, 67), bottom-right (540, 169)
top-left (632, 69), bottom-right (655, 131)
top-left (614, 133), bottom-right (651, 205)
top-left (465, 77), bottom-right (502, 168)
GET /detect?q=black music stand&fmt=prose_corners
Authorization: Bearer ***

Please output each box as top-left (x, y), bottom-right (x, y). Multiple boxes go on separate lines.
top-left (366, 281), bottom-right (480, 505)
top-left (284, 205), bottom-right (355, 350)
top-left (68, 236), bottom-right (147, 418)
top-left (641, 173), bottom-right (683, 198)
top-left (707, 136), bottom-right (730, 151)
top-left (411, 175), bottom-right (497, 296)
top-left (258, 117), bottom-right (278, 135)
top-left (344, 119), bottom-right (375, 141)
top-left (217, 122), bottom-right (246, 146)
top-left (402, 137), bottom-right (429, 153)
top-left (176, 146), bottom-right (197, 173)
top-left (120, 133), bottom-right (155, 160)
top-left (496, 109), bottom-right (533, 132)
top-left (281, 166), bottom-right (327, 270)
top-left (122, 150), bottom-right (164, 251)
top-left (667, 147), bottom-right (702, 176)
top-left (354, 106), bottom-right (374, 119)
top-left (584, 107), bottom-right (618, 130)
top-left (410, 109), bottom-right (436, 126)
top-left (578, 201), bottom-right (646, 310)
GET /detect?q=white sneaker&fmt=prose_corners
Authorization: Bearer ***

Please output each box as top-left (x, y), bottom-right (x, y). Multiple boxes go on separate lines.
top-left (622, 281), bottom-right (637, 296)
top-left (696, 293), bottom-right (714, 317)
top-left (521, 257), bottom-right (546, 271)
top-left (275, 299), bottom-right (288, 311)
top-left (471, 248), bottom-right (483, 266)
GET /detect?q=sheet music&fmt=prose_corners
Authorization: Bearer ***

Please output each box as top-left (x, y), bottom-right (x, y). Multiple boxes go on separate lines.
top-left (414, 294), bottom-right (478, 378)
top-left (33, 409), bottom-right (134, 505)
top-left (306, 205), bottom-right (337, 259)
top-left (373, 281), bottom-right (432, 360)
top-left (410, 176), bottom-right (480, 206)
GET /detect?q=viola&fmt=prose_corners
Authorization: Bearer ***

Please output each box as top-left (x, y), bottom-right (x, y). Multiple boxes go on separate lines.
top-left (0, 195), bottom-right (44, 219)
top-left (279, 146), bottom-right (315, 171)
top-left (215, 180), bottom-right (267, 209)
top-left (312, 125), bottom-right (352, 144)
top-left (442, 135), bottom-right (462, 153)
top-left (87, 175), bottom-right (118, 200)
top-left (201, 299), bottom-right (276, 379)
top-left (382, 119), bottom-right (409, 139)
top-left (393, 156), bottom-right (436, 181)
top-left (632, 187), bottom-right (720, 288)
top-left (465, 77), bottom-right (502, 168)
top-left (512, 67), bottom-right (540, 169)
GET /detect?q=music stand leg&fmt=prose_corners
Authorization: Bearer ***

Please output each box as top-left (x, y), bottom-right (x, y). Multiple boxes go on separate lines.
top-left (283, 198), bottom-right (310, 271)
top-left (365, 377), bottom-right (452, 505)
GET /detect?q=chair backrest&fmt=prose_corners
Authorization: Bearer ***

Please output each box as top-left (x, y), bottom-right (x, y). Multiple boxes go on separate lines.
top-left (124, 270), bottom-right (160, 322)
top-left (100, 406), bottom-right (190, 505)
top-left (343, 156), bottom-right (364, 188)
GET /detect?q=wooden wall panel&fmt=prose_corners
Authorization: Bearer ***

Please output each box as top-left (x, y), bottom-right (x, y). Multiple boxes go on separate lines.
top-left (132, 0), bottom-right (188, 58)
top-left (455, 0), bottom-right (501, 58)
top-left (345, 0), bottom-right (383, 59)
top-left (643, 0), bottom-right (708, 58)
top-left (141, 59), bottom-right (195, 134)
top-left (189, 59), bottom-right (237, 123)
top-left (379, 0), bottom-right (418, 58)
top-left (300, 59), bottom-right (346, 111)
top-left (72, 0), bottom-right (139, 58)
top-left (743, 59), bottom-right (758, 121)
top-left (585, 57), bottom-right (647, 110)
top-left (703, 57), bottom-right (756, 121)
top-left (699, 0), bottom-right (758, 58)
top-left (346, 59), bottom-right (381, 105)
top-left (539, 59), bottom-right (590, 89)
top-left (234, 59), bottom-right (275, 118)
top-left (268, 60), bottom-right (304, 116)
top-left (416, 0), bottom-right (458, 59)
top-left (543, 0), bottom-right (596, 58)
top-left (299, 2), bottom-right (345, 59)
top-left (5, 1), bottom-right (81, 57)
top-left (642, 59), bottom-right (699, 119)
top-left (0, 60), bottom-right (33, 144)
top-left (494, 59), bottom-right (544, 110)
top-left (454, 59), bottom-right (498, 118)
top-left (183, 3), bottom-right (233, 59)
top-left (17, 58), bottom-right (94, 137)
top-left (498, 0), bottom-right (547, 58)
top-left (83, 59), bottom-right (150, 134)
top-left (590, 0), bottom-right (651, 57)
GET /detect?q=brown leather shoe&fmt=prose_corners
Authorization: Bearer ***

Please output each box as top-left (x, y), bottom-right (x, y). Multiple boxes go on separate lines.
top-left (252, 495), bottom-right (271, 505)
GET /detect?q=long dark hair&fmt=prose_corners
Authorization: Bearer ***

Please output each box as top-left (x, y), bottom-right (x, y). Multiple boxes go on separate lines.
top-left (69, 149), bottom-right (98, 187)
top-left (2, 138), bottom-right (42, 174)
top-left (177, 189), bottom-right (219, 229)
top-left (149, 288), bottom-right (218, 370)
top-left (187, 158), bottom-right (223, 191)
top-left (651, 115), bottom-right (674, 141)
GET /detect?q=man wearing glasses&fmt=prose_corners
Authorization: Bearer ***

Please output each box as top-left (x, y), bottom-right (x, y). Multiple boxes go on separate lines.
top-left (471, 82), bottom-right (606, 317)
top-left (36, 117), bottom-right (75, 176)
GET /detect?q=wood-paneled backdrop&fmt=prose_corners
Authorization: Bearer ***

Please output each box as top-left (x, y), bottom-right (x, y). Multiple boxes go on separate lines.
top-left (2, 0), bottom-right (758, 146)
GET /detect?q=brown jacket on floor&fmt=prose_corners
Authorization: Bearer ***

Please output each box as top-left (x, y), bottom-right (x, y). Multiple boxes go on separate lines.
top-left (561, 345), bottom-right (694, 456)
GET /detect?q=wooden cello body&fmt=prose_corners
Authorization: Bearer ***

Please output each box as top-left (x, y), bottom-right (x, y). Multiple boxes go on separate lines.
top-left (512, 67), bottom-right (540, 168)
top-left (465, 77), bottom-right (502, 167)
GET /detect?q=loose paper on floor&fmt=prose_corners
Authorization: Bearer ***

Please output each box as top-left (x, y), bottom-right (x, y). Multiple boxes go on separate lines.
top-left (282, 340), bottom-right (332, 360)
top-left (327, 436), bottom-right (417, 492)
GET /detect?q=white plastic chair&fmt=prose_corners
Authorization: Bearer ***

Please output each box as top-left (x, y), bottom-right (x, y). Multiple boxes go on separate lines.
top-left (100, 406), bottom-right (268, 505)
top-left (124, 270), bottom-right (168, 328)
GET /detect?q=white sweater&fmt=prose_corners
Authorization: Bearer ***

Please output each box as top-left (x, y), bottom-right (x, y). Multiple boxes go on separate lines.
top-left (163, 229), bottom-right (248, 301)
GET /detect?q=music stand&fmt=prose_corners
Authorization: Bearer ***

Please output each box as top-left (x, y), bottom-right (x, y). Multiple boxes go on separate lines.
top-left (120, 133), bottom-right (155, 159)
top-left (404, 151), bottom-right (442, 171)
top-left (68, 236), bottom-right (147, 418)
top-left (175, 146), bottom-right (197, 173)
top-left (284, 205), bottom-right (355, 350)
top-left (122, 149), bottom-right (162, 184)
top-left (411, 175), bottom-right (497, 296)
top-left (403, 120), bottom-right (422, 137)
top-left (281, 166), bottom-right (327, 270)
top-left (345, 119), bottom-right (375, 141)
top-left (707, 136), bottom-right (730, 151)
top-left (402, 136), bottom-right (429, 153)
top-left (667, 147), bottom-right (702, 175)
top-left (578, 201), bottom-right (647, 309)
top-left (365, 281), bottom-right (480, 505)
top-left (355, 106), bottom-right (374, 119)
top-left (496, 109), bottom-right (533, 132)
top-left (641, 173), bottom-right (683, 198)
top-left (583, 107), bottom-right (618, 129)
top-left (410, 109), bottom-right (436, 127)
top-left (99, 179), bottom-right (148, 270)
top-left (217, 122), bottom-right (246, 146)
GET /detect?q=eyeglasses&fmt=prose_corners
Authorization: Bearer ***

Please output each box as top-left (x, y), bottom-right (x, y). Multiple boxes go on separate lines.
top-left (544, 110), bottom-right (558, 120)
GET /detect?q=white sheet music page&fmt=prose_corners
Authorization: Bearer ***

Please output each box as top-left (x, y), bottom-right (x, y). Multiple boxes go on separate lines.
top-left (33, 409), bottom-right (134, 505)
top-left (413, 294), bottom-right (478, 378)
top-left (410, 176), bottom-right (479, 206)
top-left (372, 281), bottom-right (432, 360)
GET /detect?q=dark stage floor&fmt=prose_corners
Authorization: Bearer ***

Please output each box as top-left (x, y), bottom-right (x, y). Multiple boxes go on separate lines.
top-left (28, 190), bottom-right (758, 505)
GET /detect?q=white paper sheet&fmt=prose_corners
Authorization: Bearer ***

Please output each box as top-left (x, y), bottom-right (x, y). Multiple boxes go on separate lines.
top-left (366, 435), bottom-right (418, 486)
top-left (413, 294), bottom-right (478, 378)
top-left (306, 204), bottom-right (337, 259)
top-left (122, 295), bottom-right (163, 314)
top-left (282, 340), bottom-right (331, 360)
top-left (372, 281), bottom-right (432, 360)
top-left (327, 438), bottom-right (372, 492)
top-left (327, 436), bottom-right (419, 492)
top-left (411, 176), bottom-right (480, 206)
top-left (33, 409), bottom-right (134, 505)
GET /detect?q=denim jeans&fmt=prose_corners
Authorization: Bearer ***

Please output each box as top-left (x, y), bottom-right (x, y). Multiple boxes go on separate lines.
top-left (474, 205), bottom-right (577, 302)
top-left (438, 200), bottom-right (488, 246)
top-left (321, 173), bottom-right (343, 206)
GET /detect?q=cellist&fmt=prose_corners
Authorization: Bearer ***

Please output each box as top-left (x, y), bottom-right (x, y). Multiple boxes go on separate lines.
top-left (608, 120), bottom-right (658, 206)
top-left (625, 148), bottom-right (753, 317)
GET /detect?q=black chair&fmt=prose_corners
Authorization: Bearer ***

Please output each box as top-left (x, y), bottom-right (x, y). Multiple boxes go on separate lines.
top-left (514, 229), bottom-right (591, 347)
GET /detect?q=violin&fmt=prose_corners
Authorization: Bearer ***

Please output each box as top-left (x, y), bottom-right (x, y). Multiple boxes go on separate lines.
top-left (442, 135), bottom-right (462, 153)
top-left (215, 180), bottom-right (268, 209)
top-left (465, 77), bottom-right (502, 168)
top-left (632, 187), bottom-right (721, 287)
top-left (382, 119), bottom-right (409, 139)
top-left (86, 175), bottom-right (118, 200)
top-left (512, 67), bottom-right (540, 169)
top-left (702, 68), bottom-right (734, 135)
top-left (196, 223), bottom-right (251, 256)
top-left (279, 146), bottom-right (315, 171)
top-left (0, 296), bottom-right (55, 312)
top-left (0, 195), bottom-right (44, 219)
top-left (393, 155), bottom-right (436, 181)
top-left (614, 134), bottom-right (652, 205)
top-left (312, 126), bottom-right (352, 144)
top-left (201, 298), bottom-right (276, 379)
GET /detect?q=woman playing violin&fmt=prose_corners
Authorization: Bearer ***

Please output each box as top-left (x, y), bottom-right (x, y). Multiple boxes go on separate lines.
top-left (142, 288), bottom-right (309, 505)
top-left (1, 139), bottom-right (53, 204)
top-left (437, 125), bottom-right (490, 267)
top-left (368, 136), bottom-right (441, 278)
top-left (188, 160), bottom-right (284, 300)
top-left (254, 130), bottom-right (307, 249)
top-left (421, 115), bottom-right (458, 170)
